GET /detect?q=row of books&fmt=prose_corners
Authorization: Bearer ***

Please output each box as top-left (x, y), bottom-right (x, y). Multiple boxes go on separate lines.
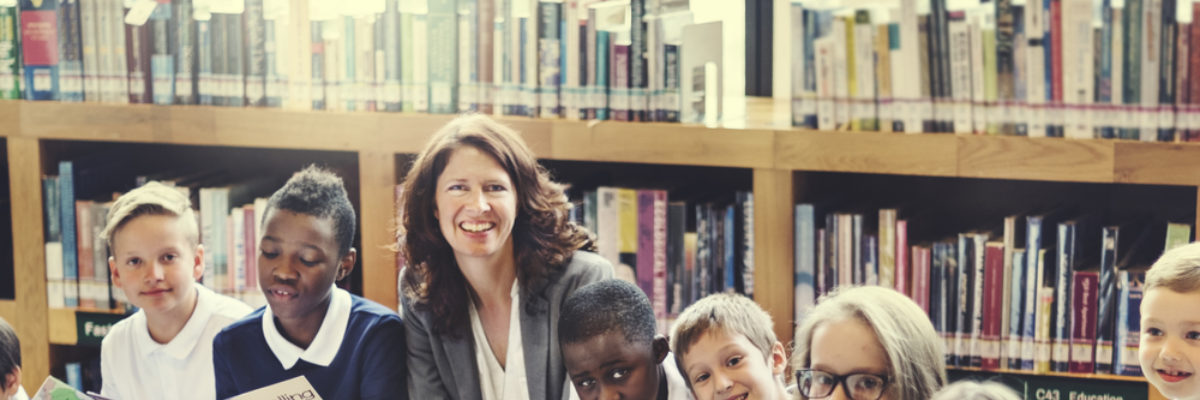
top-left (790, 0), bottom-right (1200, 142)
top-left (41, 159), bottom-right (269, 311)
top-left (793, 204), bottom-right (1192, 376)
top-left (0, 0), bottom-right (722, 123)
top-left (568, 187), bottom-right (753, 333)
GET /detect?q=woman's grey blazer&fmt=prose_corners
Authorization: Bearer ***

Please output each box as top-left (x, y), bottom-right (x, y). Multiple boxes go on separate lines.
top-left (402, 251), bottom-right (614, 400)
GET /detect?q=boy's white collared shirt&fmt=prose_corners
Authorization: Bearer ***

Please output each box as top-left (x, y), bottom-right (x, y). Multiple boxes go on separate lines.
top-left (100, 285), bottom-right (252, 400)
top-left (261, 286), bottom-right (352, 369)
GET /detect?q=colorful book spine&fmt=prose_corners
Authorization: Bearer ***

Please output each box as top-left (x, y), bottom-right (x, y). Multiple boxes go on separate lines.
top-left (174, 0), bottom-right (197, 104)
top-left (795, 204), bottom-right (815, 322)
top-left (1094, 226), bottom-right (1119, 373)
top-left (149, 0), bottom-right (175, 105)
top-left (0, 0), bottom-right (18, 99)
top-left (20, 0), bottom-right (61, 100)
top-left (1007, 247), bottom-right (1026, 369)
top-left (1114, 270), bottom-right (1144, 376)
top-left (244, 0), bottom-right (266, 106)
top-left (1069, 270), bottom-right (1099, 373)
top-left (1051, 222), bottom-right (1075, 372)
top-left (57, 0), bottom-right (82, 101)
top-left (538, 0), bottom-right (561, 117)
top-left (57, 161), bottom-right (78, 307)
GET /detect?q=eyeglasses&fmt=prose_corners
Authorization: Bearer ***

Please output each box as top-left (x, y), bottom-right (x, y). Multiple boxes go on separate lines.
top-left (795, 369), bottom-right (889, 400)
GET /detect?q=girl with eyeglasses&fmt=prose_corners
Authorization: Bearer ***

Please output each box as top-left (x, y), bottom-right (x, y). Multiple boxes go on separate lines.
top-left (792, 286), bottom-right (947, 400)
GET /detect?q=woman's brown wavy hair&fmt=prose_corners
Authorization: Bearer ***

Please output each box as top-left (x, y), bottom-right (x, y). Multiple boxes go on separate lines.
top-left (399, 114), bottom-right (595, 336)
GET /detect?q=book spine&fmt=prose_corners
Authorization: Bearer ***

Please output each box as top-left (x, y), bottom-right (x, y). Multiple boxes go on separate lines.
top-left (0, 2), bottom-right (20, 99)
top-left (1007, 248), bottom-right (1026, 369)
top-left (174, 0), bottom-right (196, 104)
top-left (58, 0), bottom-right (83, 102)
top-left (57, 161), bottom-right (77, 308)
top-left (612, 40), bottom-right (628, 121)
top-left (876, 23), bottom-right (892, 132)
top-left (244, 0), bottom-right (266, 106)
top-left (895, 218), bottom-right (909, 296)
top-left (537, 0), bottom-right (560, 117)
top-left (739, 192), bottom-right (754, 297)
top-left (795, 204), bottom-right (815, 321)
top-left (197, 15), bottom-right (212, 105)
top-left (1157, 0), bottom-right (1177, 142)
top-left (981, 242), bottom-right (1005, 370)
top-left (1070, 270), bottom-right (1099, 373)
top-left (21, 0), bottom-right (62, 100)
top-left (1190, 2), bottom-right (1200, 141)
top-left (78, 0), bottom-right (97, 101)
top-left (227, 12), bottom-right (244, 107)
top-left (1051, 222), bottom-right (1074, 372)
top-left (310, 20), bottom-right (325, 110)
top-left (125, 6), bottom-right (151, 103)
top-left (1094, 226), bottom-right (1119, 374)
top-left (1115, 271), bottom-right (1144, 376)
top-left (636, 190), bottom-right (656, 311)
top-left (74, 200), bottom-right (94, 309)
top-left (150, 0), bottom-right (174, 105)
top-left (913, 244), bottom-right (930, 313)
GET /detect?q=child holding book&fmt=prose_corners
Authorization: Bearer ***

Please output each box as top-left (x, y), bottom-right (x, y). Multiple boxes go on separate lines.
top-left (99, 182), bottom-right (253, 400)
top-left (792, 286), bottom-right (946, 400)
top-left (669, 293), bottom-right (789, 400)
top-left (559, 280), bottom-right (692, 400)
top-left (0, 317), bottom-right (26, 400)
top-left (1140, 242), bottom-right (1200, 400)
top-left (212, 166), bottom-right (406, 399)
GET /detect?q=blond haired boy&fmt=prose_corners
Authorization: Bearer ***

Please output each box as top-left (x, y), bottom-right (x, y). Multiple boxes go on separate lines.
top-left (1140, 241), bottom-right (1200, 400)
top-left (670, 293), bottom-right (789, 400)
top-left (99, 182), bottom-right (252, 400)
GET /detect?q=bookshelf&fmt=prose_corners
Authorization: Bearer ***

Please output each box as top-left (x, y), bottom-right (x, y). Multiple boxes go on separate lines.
top-left (3, 98), bottom-right (1199, 399)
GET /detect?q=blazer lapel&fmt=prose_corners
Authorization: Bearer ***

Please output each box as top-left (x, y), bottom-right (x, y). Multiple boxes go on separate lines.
top-left (520, 295), bottom-right (549, 400)
top-left (442, 332), bottom-right (483, 400)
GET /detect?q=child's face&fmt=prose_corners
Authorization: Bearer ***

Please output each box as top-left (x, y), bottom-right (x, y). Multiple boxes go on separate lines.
top-left (109, 215), bottom-right (203, 316)
top-left (807, 317), bottom-right (892, 400)
top-left (562, 332), bottom-right (668, 400)
top-left (1139, 288), bottom-right (1200, 400)
top-left (258, 209), bottom-right (354, 322)
top-left (433, 146), bottom-right (518, 265)
top-left (681, 329), bottom-right (787, 400)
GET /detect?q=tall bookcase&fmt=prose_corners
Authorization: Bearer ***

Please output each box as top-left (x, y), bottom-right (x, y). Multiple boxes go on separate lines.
top-left (3, 98), bottom-right (1194, 399)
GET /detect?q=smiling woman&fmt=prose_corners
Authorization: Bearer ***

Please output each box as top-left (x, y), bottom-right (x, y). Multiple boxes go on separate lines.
top-left (399, 114), bottom-right (614, 400)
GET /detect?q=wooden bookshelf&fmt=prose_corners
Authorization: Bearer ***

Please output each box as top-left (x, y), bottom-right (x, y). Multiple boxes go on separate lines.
top-left (4, 98), bottom-right (1200, 397)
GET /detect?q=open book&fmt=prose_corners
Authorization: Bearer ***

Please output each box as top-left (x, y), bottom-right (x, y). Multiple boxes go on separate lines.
top-left (230, 376), bottom-right (323, 400)
top-left (30, 376), bottom-right (106, 400)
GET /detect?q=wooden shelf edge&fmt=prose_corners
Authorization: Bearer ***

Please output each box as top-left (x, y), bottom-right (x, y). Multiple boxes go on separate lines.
top-left (11, 100), bottom-right (1200, 186)
top-left (550, 120), bottom-right (773, 168)
top-left (1114, 141), bottom-right (1200, 186)
top-left (948, 366), bottom-right (1149, 383)
top-left (775, 129), bottom-right (958, 177)
top-left (957, 135), bottom-right (1117, 183)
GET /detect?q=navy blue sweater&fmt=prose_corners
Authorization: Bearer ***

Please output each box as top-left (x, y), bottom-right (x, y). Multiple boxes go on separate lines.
top-left (212, 294), bottom-right (406, 400)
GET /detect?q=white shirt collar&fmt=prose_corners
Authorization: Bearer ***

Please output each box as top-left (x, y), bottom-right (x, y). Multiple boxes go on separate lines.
top-left (262, 286), bottom-right (352, 369)
top-left (134, 285), bottom-right (214, 360)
